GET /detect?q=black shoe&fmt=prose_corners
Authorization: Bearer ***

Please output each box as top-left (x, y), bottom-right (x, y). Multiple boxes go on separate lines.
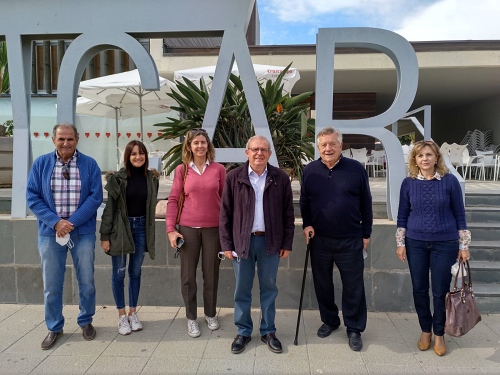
top-left (317, 323), bottom-right (339, 338)
top-left (41, 330), bottom-right (63, 350)
top-left (82, 323), bottom-right (96, 341)
top-left (261, 332), bottom-right (283, 353)
top-left (347, 332), bottom-right (363, 351)
top-left (231, 334), bottom-right (251, 354)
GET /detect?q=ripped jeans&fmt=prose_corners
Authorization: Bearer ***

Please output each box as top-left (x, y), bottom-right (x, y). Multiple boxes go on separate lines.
top-left (111, 216), bottom-right (146, 309)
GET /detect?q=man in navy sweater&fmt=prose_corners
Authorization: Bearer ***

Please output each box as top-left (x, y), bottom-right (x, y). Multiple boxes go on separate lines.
top-left (300, 127), bottom-right (372, 351)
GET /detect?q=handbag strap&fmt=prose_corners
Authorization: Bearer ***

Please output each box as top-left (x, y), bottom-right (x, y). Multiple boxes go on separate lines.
top-left (175, 163), bottom-right (188, 224)
top-left (452, 259), bottom-right (474, 291)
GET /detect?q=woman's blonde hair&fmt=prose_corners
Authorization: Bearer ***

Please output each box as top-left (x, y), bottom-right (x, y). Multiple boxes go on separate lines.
top-left (181, 128), bottom-right (215, 163)
top-left (408, 140), bottom-right (448, 178)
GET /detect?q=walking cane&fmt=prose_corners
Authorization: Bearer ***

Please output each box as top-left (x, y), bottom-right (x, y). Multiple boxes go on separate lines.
top-left (294, 238), bottom-right (311, 345)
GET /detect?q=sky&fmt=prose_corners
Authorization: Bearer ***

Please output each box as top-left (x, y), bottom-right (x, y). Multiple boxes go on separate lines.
top-left (258, 0), bottom-right (500, 45)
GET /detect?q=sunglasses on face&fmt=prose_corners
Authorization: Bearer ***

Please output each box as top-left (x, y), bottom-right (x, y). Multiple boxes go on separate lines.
top-left (62, 164), bottom-right (70, 180)
top-left (414, 140), bottom-right (435, 146)
top-left (189, 128), bottom-right (208, 135)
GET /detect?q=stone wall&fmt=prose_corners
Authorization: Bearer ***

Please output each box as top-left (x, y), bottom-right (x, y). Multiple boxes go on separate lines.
top-left (0, 217), bottom-right (413, 312)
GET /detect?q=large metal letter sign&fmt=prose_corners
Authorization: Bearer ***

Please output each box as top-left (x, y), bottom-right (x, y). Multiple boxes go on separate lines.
top-left (202, 28), bottom-right (278, 165)
top-left (316, 28), bottom-right (419, 220)
top-left (1, 0), bottom-right (259, 218)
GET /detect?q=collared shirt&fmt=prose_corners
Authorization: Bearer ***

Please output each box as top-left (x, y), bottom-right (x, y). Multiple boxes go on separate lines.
top-left (189, 160), bottom-right (210, 175)
top-left (416, 171), bottom-right (442, 180)
top-left (248, 165), bottom-right (267, 232)
top-left (320, 155), bottom-right (342, 170)
top-left (51, 150), bottom-right (81, 219)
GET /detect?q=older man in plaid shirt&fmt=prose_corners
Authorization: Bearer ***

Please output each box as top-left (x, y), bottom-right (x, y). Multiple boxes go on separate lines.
top-left (27, 123), bottom-right (103, 350)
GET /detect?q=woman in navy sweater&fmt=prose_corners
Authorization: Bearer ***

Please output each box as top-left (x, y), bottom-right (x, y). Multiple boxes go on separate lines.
top-left (396, 140), bottom-right (471, 356)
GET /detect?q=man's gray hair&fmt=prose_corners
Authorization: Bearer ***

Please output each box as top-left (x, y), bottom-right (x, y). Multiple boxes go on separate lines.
top-left (52, 123), bottom-right (79, 139)
top-left (246, 135), bottom-right (271, 149)
top-left (316, 127), bottom-right (343, 143)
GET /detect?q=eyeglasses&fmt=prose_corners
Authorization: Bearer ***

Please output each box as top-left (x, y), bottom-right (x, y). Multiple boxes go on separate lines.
top-left (247, 147), bottom-right (270, 153)
top-left (414, 140), bottom-right (435, 146)
top-left (188, 128), bottom-right (207, 134)
top-left (62, 164), bottom-right (70, 180)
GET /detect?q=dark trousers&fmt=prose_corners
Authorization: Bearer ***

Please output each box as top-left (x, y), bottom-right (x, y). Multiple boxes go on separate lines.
top-left (405, 237), bottom-right (458, 336)
top-left (179, 226), bottom-right (221, 320)
top-left (310, 236), bottom-right (367, 334)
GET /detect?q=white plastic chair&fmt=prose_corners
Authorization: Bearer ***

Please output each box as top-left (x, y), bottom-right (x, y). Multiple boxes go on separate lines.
top-left (365, 150), bottom-right (386, 177)
top-left (449, 143), bottom-right (484, 180)
top-left (475, 150), bottom-right (496, 179)
top-left (448, 143), bottom-right (469, 178)
top-left (350, 148), bottom-right (367, 167)
top-left (341, 149), bottom-right (352, 158)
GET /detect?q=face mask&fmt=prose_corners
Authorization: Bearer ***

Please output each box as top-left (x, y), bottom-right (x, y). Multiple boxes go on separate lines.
top-left (56, 233), bottom-right (74, 249)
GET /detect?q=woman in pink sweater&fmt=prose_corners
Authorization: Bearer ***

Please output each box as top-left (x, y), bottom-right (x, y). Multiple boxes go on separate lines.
top-left (166, 128), bottom-right (226, 338)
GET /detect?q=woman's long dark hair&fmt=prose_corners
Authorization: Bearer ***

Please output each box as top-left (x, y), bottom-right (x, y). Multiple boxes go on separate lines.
top-left (123, 140), bottom-right (149, 176)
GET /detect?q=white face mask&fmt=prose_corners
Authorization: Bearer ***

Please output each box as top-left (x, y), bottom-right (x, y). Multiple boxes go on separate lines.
top-left (56, 233), bottom-right (74, 249)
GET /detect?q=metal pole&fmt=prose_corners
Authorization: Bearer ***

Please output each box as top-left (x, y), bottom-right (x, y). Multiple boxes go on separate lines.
top-left (294, 241), bottom-right (311, 346)
top-left (139, 93), bottom-right (143, 142)
top-left (115, 107), bottom-right (120, 170)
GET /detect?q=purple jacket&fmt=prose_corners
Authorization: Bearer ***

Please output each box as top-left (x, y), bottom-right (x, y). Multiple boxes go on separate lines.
top-left (219, 161), bottom-right (295, 259)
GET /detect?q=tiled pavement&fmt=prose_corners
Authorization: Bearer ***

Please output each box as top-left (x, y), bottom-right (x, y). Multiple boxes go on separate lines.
top-left (0, 304), bottom-right (499, 374)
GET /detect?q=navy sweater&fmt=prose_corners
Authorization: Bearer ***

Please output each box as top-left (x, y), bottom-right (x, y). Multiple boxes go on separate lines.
top-left (300, 157), bottom-right (373, 239)
top-left (397, 173), bottom-right (467, 241)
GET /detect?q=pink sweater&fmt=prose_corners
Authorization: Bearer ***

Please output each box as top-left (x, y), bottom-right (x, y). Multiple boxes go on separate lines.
top-left (166, 162), bottom-right (226, 232)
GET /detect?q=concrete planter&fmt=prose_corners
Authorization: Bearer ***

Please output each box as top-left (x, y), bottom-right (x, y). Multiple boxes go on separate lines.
top-left (0, 137), bottom-right (13, 187)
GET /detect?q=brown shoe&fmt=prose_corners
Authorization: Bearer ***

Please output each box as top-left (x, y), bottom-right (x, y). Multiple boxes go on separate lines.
top-left (433, 335), bottom-right (446, 356)
top-left (81, 323), bottom-right (96, 341)
top-left (41, 330), bottom-right (63, 350)
top-left (417, 332), bottom-right (432, 351)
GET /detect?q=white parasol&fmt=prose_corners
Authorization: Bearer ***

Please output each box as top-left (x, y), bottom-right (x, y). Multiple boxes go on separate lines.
top-left (174, 63), bottom-right (301, 94)
top-left (78, 69), bottom-right (177, 141)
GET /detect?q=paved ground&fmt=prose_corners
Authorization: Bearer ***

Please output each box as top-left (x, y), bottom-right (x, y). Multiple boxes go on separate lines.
top-left (1, 304), bottom-right (499, 374)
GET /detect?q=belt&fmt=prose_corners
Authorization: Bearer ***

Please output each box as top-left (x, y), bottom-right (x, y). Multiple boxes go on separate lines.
top-left (251, 231), bottom-right (265, 236)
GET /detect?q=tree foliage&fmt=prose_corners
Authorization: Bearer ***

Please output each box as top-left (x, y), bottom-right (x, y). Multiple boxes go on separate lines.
top-left (154, 63), bottom-right (315, 181)
top-left (0, 41), bottom-right (9, 95)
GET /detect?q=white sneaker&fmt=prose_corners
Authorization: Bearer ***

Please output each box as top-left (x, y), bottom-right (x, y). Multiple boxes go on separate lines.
top-left (129, 312), bottom-right (143, 331)
top-left (118, 315), bottom-right (131, 335)
top-left (205, 315), bottom-right (220, 331)
top-left (187, 319), bottom-right (201, 338)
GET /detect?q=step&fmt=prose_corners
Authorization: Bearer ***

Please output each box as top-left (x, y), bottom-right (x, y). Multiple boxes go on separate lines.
top-left (468, 261), bottom-right (500, 283)
top-left (468, 222), bottom-right (500, 242)
top-left (475, 296), bottom-right (500, 314)
top-left (466, 206), bottom-right (500, 223)
top-left (473, 282), bottom-right (500, 297)
top-left (470, 241), bottom-right (500, 261)
top-left (466, 194), bottom-right (500, 207)
top-left (474, 283), bottom-right (500, 314)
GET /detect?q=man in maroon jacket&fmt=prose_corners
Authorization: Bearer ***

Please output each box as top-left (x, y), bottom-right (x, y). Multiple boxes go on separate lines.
top-left (220, 135), bottom-right (295, 354)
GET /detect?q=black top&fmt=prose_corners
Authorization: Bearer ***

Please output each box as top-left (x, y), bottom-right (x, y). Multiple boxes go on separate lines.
top-left (300, 157), bottom-right (373, 239)
top-left (126, 166), bottom-right (147, 217)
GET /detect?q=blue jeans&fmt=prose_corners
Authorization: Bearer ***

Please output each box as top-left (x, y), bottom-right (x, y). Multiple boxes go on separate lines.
top-left (111, 216), bottom-right (147, 310)
top-left (406, 237), bottom-right (458, 336)
top-left (232, 235), bottom-right (280, 337)
top-left (38, 232), bottom-right (96, 332)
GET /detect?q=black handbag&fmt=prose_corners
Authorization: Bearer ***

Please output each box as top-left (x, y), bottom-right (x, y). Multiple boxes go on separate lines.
top-left (444, 260), bottom-right (481, 337)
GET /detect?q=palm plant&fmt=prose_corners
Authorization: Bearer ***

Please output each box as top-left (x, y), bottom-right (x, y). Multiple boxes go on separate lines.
top-left (154, 63), bottom-right (315, 181)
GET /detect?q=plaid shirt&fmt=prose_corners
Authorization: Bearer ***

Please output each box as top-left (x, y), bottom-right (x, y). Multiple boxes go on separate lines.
top-left (51, 150), bottom-right (81, 219)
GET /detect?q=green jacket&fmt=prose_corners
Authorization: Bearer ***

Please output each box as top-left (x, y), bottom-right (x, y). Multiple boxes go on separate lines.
top-left (99, 168), bottom-right (159, 259)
